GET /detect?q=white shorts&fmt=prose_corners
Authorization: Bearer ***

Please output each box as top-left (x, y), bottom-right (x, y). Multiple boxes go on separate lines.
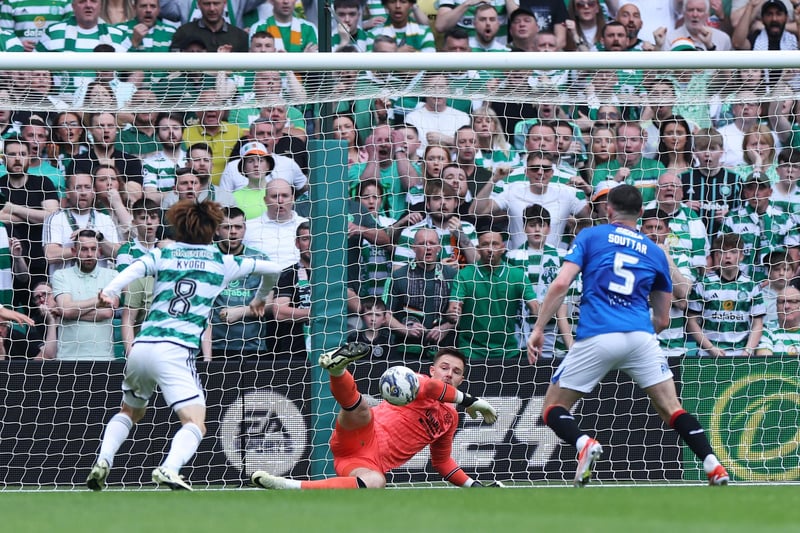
top-left (122, 341), bottom-right (205, 411)
top-left (552, 331), bottom-right (673, 393)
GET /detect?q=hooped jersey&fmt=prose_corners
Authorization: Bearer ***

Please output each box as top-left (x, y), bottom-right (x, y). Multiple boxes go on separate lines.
top-left (103, 242), bottom-right (280, 349)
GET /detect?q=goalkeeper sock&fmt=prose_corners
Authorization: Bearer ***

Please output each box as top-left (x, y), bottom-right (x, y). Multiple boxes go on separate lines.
top-left (542, 405), bottom-right (583, 447)
top-left (670, 410), bottom-right (714, 461)
top-left (299, 476), bottom-right (363, 489)
top-left (98, 413), bottom-right (133, 467)
top-left (162, 423), bottom-right (203, 472)
top-left (330, 371), bottom-right (361, 411)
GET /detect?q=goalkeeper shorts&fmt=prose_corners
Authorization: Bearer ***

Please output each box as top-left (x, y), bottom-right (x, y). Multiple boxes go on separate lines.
top-left (330, 418), bottom-right (384, 476)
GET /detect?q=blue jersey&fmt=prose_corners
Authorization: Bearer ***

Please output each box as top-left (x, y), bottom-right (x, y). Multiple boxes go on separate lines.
top-left (563, 223), bottom-right (672, 340)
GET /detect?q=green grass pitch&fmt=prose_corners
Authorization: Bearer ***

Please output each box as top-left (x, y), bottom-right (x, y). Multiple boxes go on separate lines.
top-left (0, 485), bottom-right (795, 533)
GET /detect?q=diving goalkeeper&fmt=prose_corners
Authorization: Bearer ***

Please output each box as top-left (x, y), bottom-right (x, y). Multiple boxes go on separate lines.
top-left (251, 343), bottom-right (500, 489)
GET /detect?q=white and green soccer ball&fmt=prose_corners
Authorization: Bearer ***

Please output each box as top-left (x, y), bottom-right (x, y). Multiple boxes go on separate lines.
top-left (379, 366), bottom-right (420, 406)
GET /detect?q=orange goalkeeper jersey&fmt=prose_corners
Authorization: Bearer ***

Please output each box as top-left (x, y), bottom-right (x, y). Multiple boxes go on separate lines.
top-left (371, 374), bottom-right (460, 472)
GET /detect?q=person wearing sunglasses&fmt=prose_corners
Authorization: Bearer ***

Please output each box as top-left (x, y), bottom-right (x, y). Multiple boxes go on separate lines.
top-left (473, 150), bottom-right (592, 251)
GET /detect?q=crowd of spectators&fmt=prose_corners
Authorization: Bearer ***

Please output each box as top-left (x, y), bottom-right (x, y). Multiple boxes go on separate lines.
top-left (1, 0), bottom-right (800, 361)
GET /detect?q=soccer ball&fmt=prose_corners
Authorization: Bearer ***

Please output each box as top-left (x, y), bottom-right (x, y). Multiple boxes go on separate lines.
top-left (379, 366), bottom-right (420, 406)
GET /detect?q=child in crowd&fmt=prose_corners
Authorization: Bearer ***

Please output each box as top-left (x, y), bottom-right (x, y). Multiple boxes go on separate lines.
top-left (760, 250), bottom-right (794, 325)
top-left (332, 0), bottom-right (374, 51)
top-left (687, 233), bottom-right (765, 357)
top-left (347, 296), bottom-right (396, 362)
top-left (505, 204), bottom-right (571, 358)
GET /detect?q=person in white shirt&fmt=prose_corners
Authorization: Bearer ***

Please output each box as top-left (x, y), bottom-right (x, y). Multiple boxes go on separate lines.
top-left (52, 229), bottom-right (118, 360)
top-left (405, 74), bottom-right (471, 157)
top-left (243, 178), bottom-right (308, 269)
top-left (718, 91), bottom-right (762, 168)
top-left (43, 173), bottom-right (121, 276)
top-left (473, 150), bottom-right (592, 249)
top-left (662, 0), bottom-right (732, 51)
top-left (219, 141), bottom-right (307, 194)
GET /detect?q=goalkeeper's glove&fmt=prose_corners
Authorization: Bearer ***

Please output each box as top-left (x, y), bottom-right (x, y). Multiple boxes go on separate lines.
top-left (470, 480), bottom-right (505, 488)
top-left (460, 394), bottom-right (497, 424)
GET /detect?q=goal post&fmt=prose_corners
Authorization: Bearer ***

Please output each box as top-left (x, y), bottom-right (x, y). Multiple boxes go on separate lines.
top-left (306, 138), bottom-right (349, 479)
top-left (0, 50), bottom-right (799, 488)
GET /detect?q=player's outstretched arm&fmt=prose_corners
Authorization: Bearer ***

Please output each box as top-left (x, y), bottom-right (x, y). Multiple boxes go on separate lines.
top-left (420, 379), bottom-right (497, 424)
top-left (0, 307), bottom-right (35, 326)
top-left (102, 257), bottom-right (150, 303)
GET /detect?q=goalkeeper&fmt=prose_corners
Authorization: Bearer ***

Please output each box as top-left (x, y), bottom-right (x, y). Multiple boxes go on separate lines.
top-left (251, 344), bottom-right (500, 489)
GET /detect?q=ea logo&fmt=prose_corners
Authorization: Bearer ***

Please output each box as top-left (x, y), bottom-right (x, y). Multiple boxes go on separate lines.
top-left (219, 389), bottom-right (307, 476)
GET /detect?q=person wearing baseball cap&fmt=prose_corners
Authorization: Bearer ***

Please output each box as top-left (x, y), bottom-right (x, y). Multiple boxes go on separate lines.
top-left (590, 179), bottom-right (621, 224)
top-left (233, 141), bottom-right (276, 220)
top-left (238, 141), bottom-right (275, 174)
top-left (507, 7), bottom-right (539, 51)
top-left (733, 0), bottom-right (797, 51)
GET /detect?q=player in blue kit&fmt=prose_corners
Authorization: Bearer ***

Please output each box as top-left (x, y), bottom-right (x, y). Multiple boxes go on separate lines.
top-left (527, 185), bottom-right (729, 487)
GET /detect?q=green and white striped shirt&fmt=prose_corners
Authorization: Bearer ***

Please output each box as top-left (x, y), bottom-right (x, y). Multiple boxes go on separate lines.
top-left (592, 158), bottom-right (666, 204)
top-left (36, 17), bottom-right (130, 52)
top-left (332, 27), bottom-right (373, 52)
top-left (771, 185), bottom-right (800, 222)
top-left (688, 270), bottom-right (765, 356)
top-left (474, 148), bottom-right (518, 170)
top-left (0, 29), bottom-right (24, 51)
top-left (358, 212), bottom-right (395, 297)
top-left (36, 17), bottom-right (130, 92)
top-left (657, 249), bottom-right (694, 356)
top-left (394, 216), bottom-right (478, 265)
top-left (759, 322), bottom-right (800, 356)
top-left (142, 149), bottom-right (187, 193)
top-left (0, 0), bottom-right (71, 43)
top-left (506, 243), bottom-right (561, 352)
top-left (553, 272), bottom-right (582, 356)
top-left (643, 201), bottom-right (709, 272)
top-left (116, 238), bottom-right (156, 271)
top-left (364, 0), bottom-right (387, 21)
top-left (116, 18), bottom-right (177, 52)
top-left (103, 243), bottom-right (280, 349)
top-left (369, 22), bottom-right (435, 53)
top-left (719, 203), bottom-right (800, 282)
top-left (505, 242), bottom-right (561, 302)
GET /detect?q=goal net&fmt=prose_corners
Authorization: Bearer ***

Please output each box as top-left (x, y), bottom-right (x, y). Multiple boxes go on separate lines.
top-left (1, 51), bottom-right (799, 489)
